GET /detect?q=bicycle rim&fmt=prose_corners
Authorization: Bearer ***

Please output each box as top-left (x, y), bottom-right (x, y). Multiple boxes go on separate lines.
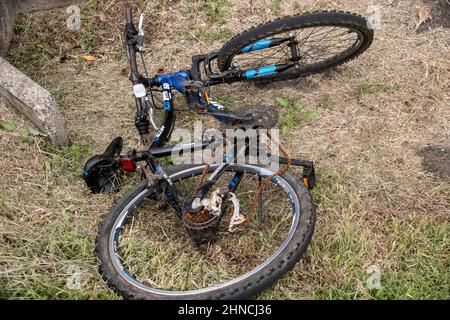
top-left (107, 164), bottom-right (301, 296)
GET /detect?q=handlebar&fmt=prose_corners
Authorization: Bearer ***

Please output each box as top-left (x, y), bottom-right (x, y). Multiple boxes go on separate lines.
top-left (125, 6), bottom-right (133, 24)
top-left (124, 7), bottom-right (139, 84)
top-left (124, 6), bottom-right (149, 143)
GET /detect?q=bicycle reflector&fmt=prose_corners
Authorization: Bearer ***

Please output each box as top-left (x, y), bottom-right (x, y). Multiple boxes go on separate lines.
top-left (119, 157), bottom-right (136, 172)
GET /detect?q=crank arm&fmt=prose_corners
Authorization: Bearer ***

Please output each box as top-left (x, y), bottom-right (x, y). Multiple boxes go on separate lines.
top-left (197, 110), bottom-right (253, 122)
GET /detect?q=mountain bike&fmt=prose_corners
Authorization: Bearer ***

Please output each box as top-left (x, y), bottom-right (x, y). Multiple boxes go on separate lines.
top-left (84, 7), bottom-right (373, 300)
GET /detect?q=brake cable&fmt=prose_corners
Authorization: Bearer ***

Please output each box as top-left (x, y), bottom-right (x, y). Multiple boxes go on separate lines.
top-left (138, 51), bottom-right (160, 111)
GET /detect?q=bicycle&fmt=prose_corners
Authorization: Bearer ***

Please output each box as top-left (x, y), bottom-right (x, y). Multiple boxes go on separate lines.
top-left (83, 7), bottom-right (373, 299)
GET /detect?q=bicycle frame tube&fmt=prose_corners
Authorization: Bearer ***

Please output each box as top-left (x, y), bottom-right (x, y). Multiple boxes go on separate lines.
top-left (155, 71), bottom-right (190, 94)
top-left (152, 70), bottom-right (228, 120)
top-left (133, 130), bottom-right (254, 215)
top-left (126, 126), bottom-right (314, 215)
top-left (240, 37), bottom-right (291, 53)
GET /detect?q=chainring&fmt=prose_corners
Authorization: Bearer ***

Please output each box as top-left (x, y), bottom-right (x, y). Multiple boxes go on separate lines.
top-left (220, 105), bottom-right (279, 131)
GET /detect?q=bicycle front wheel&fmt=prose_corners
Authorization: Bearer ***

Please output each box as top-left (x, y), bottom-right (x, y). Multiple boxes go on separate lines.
top-left (218, 11), bottom-right (373, 81)
top-left (96, 163), bottom-right (315, 299)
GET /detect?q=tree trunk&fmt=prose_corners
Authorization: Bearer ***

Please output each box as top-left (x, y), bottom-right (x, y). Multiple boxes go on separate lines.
top-left (0, 1), bottom-right (15, 55)
top-left (0, 0), bottom-right (80, 55)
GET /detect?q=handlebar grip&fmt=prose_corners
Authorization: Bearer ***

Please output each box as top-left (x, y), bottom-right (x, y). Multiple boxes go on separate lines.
top-left (125, 7), bottom-right (132, 24)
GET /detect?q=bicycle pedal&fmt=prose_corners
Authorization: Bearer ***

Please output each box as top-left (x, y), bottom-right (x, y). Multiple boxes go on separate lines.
top-left (302, 165), bottom-right (316, 190)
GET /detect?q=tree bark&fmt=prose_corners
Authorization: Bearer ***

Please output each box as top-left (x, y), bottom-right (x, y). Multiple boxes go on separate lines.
top-left (0, 1), bottom-right (15, 55)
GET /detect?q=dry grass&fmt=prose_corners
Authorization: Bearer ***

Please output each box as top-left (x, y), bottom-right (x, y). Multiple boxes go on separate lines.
top-left (1, 0), bottom-right (449, 299)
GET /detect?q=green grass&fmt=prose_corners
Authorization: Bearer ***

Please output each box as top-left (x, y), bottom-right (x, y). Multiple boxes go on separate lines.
top-left (1, 129), bottom-right (448, 300)
top-left (358, 82), bottom-right (400, 95)
top-left (275, 97), bottom-right (318, 134)
top-left (6, 39), bottom-right (48, 76)
top-left (44, 144), bottom-right (93, 174)
top-left (270, 0), bottom-right (282, 13)
top-left (254, 169), bottom-right (450, 300)
top-left (1, 212), bottom-right (117, 299)
top-left (12, 19), bottom-right (26, 34)
top-left (89, 0), bottom-right (101, 10)
top-left (202, 0), bottom-right (232, 24)
top-left (312, 171), bottom-right (449, 299)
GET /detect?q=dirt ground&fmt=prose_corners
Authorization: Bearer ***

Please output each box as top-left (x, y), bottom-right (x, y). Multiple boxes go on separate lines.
top-left (0, 0), bottom-right (449, 299)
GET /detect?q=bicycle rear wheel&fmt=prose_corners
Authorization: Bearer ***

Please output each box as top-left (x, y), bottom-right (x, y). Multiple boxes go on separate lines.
top-left (218, 11), bottom-right (373, 81)
top-left (96, 163), bottom-right (315, 299)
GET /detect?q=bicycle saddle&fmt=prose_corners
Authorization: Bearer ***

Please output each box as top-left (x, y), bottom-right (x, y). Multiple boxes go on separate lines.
top-left (83, 137), bottom-right (123, 193)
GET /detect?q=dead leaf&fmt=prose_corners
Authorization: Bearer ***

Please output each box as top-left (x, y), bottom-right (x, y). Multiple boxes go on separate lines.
top-left (81, 55), bottom-right (97, 63)
top-left (121, 67), bottom-right (128, 77)
top-left (414, 5), bottom-right (432, 32)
